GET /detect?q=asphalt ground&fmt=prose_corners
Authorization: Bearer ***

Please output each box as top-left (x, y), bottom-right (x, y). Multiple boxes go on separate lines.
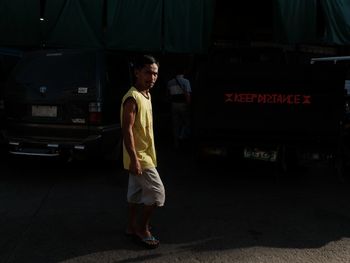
top-left (1, 140), bottom-right (350, 263)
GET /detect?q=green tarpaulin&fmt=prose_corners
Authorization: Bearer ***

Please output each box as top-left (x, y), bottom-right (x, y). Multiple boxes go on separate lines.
top-left (274, 0), bottom-right (317, 44)
top-left (106, 0), bottom-right (162, 51)
top-left (0, 0), bottom-right (41, 46)
top-left (164, 0), bottom-right (213, 53)
top-left (321, 0), bottom-right (350, 44)
top-left (44, 0), bottom-right (103, 48)
top-left (4, 0), bottom-right (350, 51)
top-left (106, 0), bottom-right (214, 53)
top-left (0, 0), bottom-right (213, 53)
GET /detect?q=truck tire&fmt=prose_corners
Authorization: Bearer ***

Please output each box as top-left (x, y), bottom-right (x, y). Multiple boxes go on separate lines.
top-left (278, 145), bottom-right (298, 174)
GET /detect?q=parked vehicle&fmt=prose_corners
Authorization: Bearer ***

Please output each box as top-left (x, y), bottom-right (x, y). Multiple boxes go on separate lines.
top-left (0, 48), bottom-right (22, 126)
top-left (193, 47), bottom-right (347, 176)
top-left (0, 48), bottom-right (22, 155)
top-left (310, 56), bottom-right (350, 175)
top-left (310, 56), bottom-right (350, 127)
top-left (1, 49), bottom-right (131, 161)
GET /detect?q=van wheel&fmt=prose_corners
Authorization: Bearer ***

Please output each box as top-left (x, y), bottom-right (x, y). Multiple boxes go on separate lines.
top-left (58, 149), bottom-right (74, 163)
top-left (104, 137), bottom-right (123, 169)
top-left (0, 150), bottom-right (11, 167)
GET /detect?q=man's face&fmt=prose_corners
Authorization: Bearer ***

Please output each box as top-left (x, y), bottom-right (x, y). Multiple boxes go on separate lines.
top-left (135, 63), bottom-right (159, 90)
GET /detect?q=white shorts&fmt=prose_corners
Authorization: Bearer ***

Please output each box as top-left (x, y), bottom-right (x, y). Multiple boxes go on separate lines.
top-left (127, 167), bottom-right (165, 207)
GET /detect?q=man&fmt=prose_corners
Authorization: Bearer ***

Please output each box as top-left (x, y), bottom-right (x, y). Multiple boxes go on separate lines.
top-left (121, 55), bottom-right (165, 249)
top-left (167, 67), bottom-right (192, 148)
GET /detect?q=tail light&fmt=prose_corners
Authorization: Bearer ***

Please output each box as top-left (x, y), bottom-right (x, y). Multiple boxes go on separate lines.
top-left (88, 102), bottom-right (102, 124)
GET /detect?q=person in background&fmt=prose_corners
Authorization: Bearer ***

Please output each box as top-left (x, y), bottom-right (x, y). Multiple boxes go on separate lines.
top-left (121, 55), bottom-right (165, 249)
top-left (167, 66), bottom-right (192, 148)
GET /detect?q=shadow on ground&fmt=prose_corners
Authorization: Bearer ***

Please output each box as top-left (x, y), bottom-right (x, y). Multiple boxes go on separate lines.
top-left (1, 141), bottom-right (350, 263)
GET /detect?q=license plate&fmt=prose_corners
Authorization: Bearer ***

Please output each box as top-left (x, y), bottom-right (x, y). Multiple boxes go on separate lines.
top-left (32, 105), bottom-right (57, 117)
top-left (243, 147), bottom-right (278, 162)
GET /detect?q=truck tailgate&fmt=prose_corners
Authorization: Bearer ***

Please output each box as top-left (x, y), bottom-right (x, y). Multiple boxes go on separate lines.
top-left (194, 64), bottom-right (345, 143)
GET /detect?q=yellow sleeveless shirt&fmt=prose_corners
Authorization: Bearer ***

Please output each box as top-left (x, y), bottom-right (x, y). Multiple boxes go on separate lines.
top-left (121, 87), bottom-right (157, 170)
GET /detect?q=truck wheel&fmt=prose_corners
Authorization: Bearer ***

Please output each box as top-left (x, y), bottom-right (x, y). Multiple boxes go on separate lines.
top-left (334, 156), bottom-right (344, 182)
top-left (278, 145), bottom-right (298, 174)
top-left (331, 132), bottom-right (349, 182)
top-left (333, 143), bottom-right (345, 182)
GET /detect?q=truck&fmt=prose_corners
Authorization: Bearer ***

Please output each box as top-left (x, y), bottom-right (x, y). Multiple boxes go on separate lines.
top-left (192, 47), bottom-right (348, 177)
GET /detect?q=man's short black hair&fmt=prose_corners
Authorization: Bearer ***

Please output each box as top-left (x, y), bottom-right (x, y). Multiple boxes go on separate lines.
top-left (133, 54), bottom-right (159, 70)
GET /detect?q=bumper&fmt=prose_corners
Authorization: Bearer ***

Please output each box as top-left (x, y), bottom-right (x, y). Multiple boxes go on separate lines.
top-left (1, 122), bottom-right (121, 158)
top-left (195, 131), bottom-right (342, 162)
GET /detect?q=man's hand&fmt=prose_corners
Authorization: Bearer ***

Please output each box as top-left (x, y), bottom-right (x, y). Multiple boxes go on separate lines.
top-left (130, 159), bottom-right (143, 176)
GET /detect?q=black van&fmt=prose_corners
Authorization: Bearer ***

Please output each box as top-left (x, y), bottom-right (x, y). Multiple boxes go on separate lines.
top-left (1, 49), bottom-right (131, 161)
top-left (0, 48), bottom-right (22, 129)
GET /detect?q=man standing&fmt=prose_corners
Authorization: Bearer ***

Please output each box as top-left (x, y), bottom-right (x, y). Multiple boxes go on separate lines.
top-left (121, 55), bottom-right (165, 249)
top-left (167, 67), bottom-right (192, 148)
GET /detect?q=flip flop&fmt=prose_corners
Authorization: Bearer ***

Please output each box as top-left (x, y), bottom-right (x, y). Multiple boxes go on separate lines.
top-left (136, 235), bottom-right (160, 249)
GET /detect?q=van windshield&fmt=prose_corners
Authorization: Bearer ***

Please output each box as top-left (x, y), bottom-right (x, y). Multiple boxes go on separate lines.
top-left (12, 51), bottom-right (96, 91)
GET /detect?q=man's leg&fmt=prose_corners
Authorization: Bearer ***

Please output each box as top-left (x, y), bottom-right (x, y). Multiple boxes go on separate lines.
top-left (126, 203), bottom-right (138, 234)
top-left (136, 204), bottom-right (159, 247)
top-left (139, 204), bottom-right (156, 235)
top-left (134, 168), bottom-right (164, 247)
top-left (138, 168), bottom-right (165, 237)
top-left (126, 173), bottom-right (142, 235)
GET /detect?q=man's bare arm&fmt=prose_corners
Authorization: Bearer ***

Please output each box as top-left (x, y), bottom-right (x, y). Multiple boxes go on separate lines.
top-left (122, 98), bottom-right (142, 175)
